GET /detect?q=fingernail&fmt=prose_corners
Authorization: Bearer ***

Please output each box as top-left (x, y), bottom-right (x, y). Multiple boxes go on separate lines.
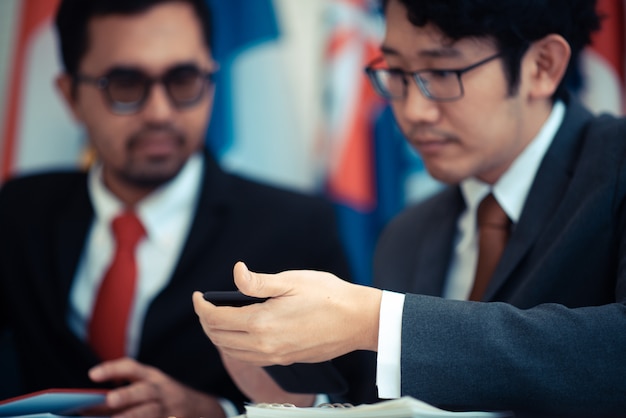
top-left (108, 391), bottom-right (120, 407)
top-left (240, 262), bottom-right (251, 280)
top-left (89, 366), bottom-right (102, 379)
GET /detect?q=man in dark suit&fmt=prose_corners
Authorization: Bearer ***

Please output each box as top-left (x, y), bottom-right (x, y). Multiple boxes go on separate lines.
top-left (194, 0), bottom-right (626, 416)
top-left (0, 0), bottom-right (377, 416)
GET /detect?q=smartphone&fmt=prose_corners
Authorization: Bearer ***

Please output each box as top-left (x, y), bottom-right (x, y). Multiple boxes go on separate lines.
top-left (203, 291), bottom-right (268, 307)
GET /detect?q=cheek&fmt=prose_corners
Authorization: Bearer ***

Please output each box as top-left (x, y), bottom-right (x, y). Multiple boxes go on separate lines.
top-left (389, 102), bottom-right (411, 133)
top-left (83, 114), bottom-right (134, 156)
top-left (448, 100), bottom-right (514, 147)
top-left (180, 104), bottom-right (212, 144)
top-left (74, 92), bottom-right (126, 149)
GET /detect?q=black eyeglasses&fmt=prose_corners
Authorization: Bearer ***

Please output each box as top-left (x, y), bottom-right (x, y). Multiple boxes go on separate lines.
top-left (365, 52), bottom-right (502, 102)
top-left (74, 64), bottom-right (217, 114)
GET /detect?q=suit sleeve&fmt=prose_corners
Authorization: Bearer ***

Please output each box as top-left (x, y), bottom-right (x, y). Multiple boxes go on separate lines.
top-left (400, 295), bottom-right (626, 415)
top-left (397, 167), bottom-right (626, 416)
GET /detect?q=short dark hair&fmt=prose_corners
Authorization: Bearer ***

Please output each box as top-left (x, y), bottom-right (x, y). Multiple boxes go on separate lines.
top-left (381, 0), bottom-right (601, 99)
top-left (55, 0), bottom-right (213, 76)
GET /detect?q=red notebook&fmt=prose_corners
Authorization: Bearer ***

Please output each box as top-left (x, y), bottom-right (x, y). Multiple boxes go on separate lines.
top-left (0, 388), bottom-right (107, 417)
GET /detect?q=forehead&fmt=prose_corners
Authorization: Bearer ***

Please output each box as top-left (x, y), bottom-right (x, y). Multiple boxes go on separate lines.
top-left (80, 2), bottom-right (212, 73)
top-left (382, 0), bottom-right (494, 62)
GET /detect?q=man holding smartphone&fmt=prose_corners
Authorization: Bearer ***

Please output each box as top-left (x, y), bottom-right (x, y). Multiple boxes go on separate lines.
top-left (194, 0), bottom-right (626, 416)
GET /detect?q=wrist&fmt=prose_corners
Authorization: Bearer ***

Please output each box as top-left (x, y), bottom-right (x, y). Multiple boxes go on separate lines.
top-left (353, 285), bottom-right (382, 352)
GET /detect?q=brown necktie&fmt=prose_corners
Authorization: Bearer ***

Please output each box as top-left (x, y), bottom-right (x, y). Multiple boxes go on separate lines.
top-left (469, 194), bottom-right (511, 301)
top-left (89, 211), bottom-right (145, 361)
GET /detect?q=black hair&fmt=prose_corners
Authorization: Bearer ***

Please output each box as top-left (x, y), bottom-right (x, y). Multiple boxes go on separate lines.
top-left (55, 0), bottom-right (212, 76)
top-left (381, 0), bottom-right (601, 99)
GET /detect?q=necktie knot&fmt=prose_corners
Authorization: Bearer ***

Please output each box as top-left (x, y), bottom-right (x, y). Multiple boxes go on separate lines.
top-left (477, 193), bottom-right (510, 230)
top-left (112, 211), bottom-right (145, 248)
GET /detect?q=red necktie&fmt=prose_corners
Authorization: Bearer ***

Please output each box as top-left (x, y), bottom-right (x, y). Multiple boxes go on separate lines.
top-left (469, 194), bottom-right (511, 301)
top-left (89, 211), bottom-right (145, 361)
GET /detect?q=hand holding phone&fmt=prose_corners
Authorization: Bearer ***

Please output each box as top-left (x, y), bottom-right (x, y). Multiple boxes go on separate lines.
top-left (201, 290), bottom-right (348, 394)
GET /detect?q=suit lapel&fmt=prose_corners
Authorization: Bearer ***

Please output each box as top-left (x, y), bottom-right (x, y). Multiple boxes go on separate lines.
top-left (412, 187), bottom-right (464, 296)
top-left (54, 176), bottom-right (94, 306)
top-left (168, 152), bottom-right (231, 283)
top-left (483, 99), bottom-right (594, 300)
top-left (140, 151), bottom-right (231, 349)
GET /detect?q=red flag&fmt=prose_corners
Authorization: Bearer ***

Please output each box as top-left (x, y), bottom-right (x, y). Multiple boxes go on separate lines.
top-left (579, 0), bottom-right (626, 114)
top-left (2, 0), bottom-right (60, 181)
top-left (324, 0), bottom-right (383, 211)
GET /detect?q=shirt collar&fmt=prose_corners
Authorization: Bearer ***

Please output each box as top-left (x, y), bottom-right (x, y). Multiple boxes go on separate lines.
top-left (88, 152), bottom-right (204, 240)
top-left (460, 100), bottom-right (566, 222)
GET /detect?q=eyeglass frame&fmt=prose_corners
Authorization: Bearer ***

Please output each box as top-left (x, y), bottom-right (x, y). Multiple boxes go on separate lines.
top-left (364, 52), bottom-right (503, 102)
top-left (73, 63), bottom-right (218, 115)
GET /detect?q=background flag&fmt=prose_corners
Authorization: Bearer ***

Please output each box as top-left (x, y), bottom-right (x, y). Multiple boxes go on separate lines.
top-left (206, 0), bottom-right (330, 193)
top-left (577, 0), bottom-right (625, 115)
top-left (0, 0), bottom-right (83, 182)
top-left (322, 0), bottom-right (385, 284)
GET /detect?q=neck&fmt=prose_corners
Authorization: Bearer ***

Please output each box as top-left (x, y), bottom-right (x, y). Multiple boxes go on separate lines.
top-left (102, 170), bottom-right (157, 207)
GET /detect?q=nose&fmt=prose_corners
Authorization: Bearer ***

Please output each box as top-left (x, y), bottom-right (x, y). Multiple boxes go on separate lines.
top-left (397, 80), bottom-right (441, 125)
top-left (140, 82), bottom-right (175, 122)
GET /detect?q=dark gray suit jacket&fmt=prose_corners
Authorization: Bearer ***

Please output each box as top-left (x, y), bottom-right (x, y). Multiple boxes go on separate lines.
top-left (373, 98), bottom-right (626, 417)
top-left (0, 151), bottom-right (377, 407)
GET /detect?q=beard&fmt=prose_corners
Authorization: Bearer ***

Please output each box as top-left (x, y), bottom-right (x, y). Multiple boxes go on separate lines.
top-left (118, 123), bottom-right (191, 189)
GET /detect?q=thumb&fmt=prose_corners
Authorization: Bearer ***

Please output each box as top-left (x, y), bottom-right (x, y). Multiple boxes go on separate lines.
top-left (233, 261), bottom-right (287, 299)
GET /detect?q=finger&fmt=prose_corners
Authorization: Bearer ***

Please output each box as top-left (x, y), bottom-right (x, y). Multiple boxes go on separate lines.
top-left (107, 380), bottom-right (159, 412)
top-left (110, 398), bottom-right (162, 418)
top-left (233, 261), bottom-right (292, 299)
top-left (89, 357), bottom-right (152, 383)
top-left (200, 325), bottom-right (257, 355)
top-left (192, 291), bottom-right (259, 332)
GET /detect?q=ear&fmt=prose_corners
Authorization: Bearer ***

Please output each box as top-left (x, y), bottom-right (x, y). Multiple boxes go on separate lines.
top-left (205, 82), bottom-right (217, 117)
top-left (55, 74), bottom-right (83, 122)
top-left (524, 34), bottom-right (571, 100)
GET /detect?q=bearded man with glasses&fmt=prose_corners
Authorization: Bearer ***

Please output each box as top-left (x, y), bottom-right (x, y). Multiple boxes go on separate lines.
top-left (0, 0), bottom-right (376, 416)
top-left (195, 0), bottom-right (626, 416)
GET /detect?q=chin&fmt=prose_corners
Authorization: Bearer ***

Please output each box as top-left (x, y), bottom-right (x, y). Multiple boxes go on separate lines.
top-left (424, 165), bottom-right (469, 185)
top-left (124, 162), bottom-right (184, 189)
top-left (129, 175), bottom-right (176, 190)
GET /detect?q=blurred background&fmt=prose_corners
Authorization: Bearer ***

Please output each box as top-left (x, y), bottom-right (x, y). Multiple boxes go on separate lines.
top-left (0, 0), bottom-right (625, 286)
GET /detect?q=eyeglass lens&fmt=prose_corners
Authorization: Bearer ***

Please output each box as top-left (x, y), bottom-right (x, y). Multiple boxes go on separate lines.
top-left (104, 64), bottom-right (210, 112)
top-left (370, 69), bottom-right (461, 100)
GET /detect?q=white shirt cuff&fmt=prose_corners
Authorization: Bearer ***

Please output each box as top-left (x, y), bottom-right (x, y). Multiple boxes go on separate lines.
top-left (376, 290), bottom-right (405, 399)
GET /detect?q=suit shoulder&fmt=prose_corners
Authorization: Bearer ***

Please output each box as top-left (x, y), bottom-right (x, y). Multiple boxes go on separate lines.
top-left (385, 187), bottom-right (460, 232)
top-left (376, 186), bottom-right (460, 255)
top-left (228, 174), bottom-right (335, 215)
top-left (584, 113), bottom-right (626, 150)
top-left (0, 171), bottom-right (87, 212)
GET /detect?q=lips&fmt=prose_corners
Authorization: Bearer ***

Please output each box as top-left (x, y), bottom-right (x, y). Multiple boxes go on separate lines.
top-left (129, 128), bottom-right (184, 156)
top-left (136, 138), bottom-right (179, 155)
top-left (410, 137), bottom-right (450, 154)
top-left (413, 137), bottom-right (447, 145)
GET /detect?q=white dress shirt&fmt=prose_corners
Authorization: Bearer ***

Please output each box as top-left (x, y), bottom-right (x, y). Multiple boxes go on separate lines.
top-left (376, 101), bottom-right (566, 398)
top-left (67, 152), bottom-right (202, 355)
top-left (64, 153), bottom-right (311, 417)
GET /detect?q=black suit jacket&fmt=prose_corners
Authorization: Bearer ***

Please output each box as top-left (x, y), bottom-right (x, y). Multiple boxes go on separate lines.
top-left (0, 152), bottom-right (376, 406)
top-left (373, 98), bottom-right (626, 417)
